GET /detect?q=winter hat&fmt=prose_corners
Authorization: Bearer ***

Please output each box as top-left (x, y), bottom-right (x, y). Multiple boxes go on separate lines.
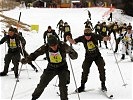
top-left (84, 28), bottom-right (92, 36)
top-left (48, 26), bottom-right (51, 29)
top-left (8, 27), bottom-right (14, 32)
top-left (47, 35), bottom-right (58, 46)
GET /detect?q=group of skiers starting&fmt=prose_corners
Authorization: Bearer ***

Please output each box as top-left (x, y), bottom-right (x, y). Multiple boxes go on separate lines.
top-left (0, 17), bottom-right (133, 100)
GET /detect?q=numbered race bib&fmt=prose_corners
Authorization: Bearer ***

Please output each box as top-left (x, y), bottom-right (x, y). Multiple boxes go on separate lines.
top-left (47, 33), bottom-right (53, 37)
top-left (87, 41), bottom-right (96, 51)
top-left (9, 39), bottom-right (17, 49)
top-left (102, 27), bottom-right (106, 32)
top-left (97, 26), bottom-right (100, 29)
top-left (113, 25), bottom-right (117, 30)
top-left (65, 27), bottom-right (70, 32)
top-left (49, 51), bottom-right (62, 63)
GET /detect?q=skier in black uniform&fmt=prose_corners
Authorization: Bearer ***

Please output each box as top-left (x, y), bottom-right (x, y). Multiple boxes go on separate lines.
top-left (108, 12), bottom-right (112, 22)
top-left (63, 22), bottom-right (73, 47)
top-left (88, 10), bottom-right (91, 20)
top-left (43, 26), bottom-right (60, 44)
top-left (43, 26), bottom-right (60, 60)
top-left (84, 19), bottom-right (93, 30)
top-left (0, 27), bottom-right (26, 78)
top-left (57, 19), bottom-right (64, 39)
top-left (21, 35), bottom-right (78, 100)
top-left (99, 22), bottom-right (109, 48)
top-left (11, 28), bottom-right (38, 72)
top-left (67, 28), bottom-right (111, 93)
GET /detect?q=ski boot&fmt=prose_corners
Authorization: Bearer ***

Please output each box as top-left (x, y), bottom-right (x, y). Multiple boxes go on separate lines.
top-left (101, 82), bottom-right (107, 91)
top-left (0, 72), bottom-right (7, 76)
top-left (31, 97), bottom-right (37, 100)
top-left (105, 45), bottom-right (108, 49)
top-left (131, 58), bottom-right (133, 62)
top-left (34, 68), bottom-right (38, 72)
top-left (15, 73), bottom-right (18, 78)
top-left (11, 67), bottom-right (14, 71)
top-left (75, 84), bottom-right (85, 93)
top-left (121, 54), bottom-right (125, 60)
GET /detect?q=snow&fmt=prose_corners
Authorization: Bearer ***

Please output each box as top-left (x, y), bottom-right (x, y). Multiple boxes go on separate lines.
top-left (0, 7), bottom-right (133, 100)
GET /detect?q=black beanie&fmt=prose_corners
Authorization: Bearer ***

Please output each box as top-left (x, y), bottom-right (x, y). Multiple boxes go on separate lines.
top-left (8, 27), bottom-right (14, 32)
top-left (47, 35), bottom-right (58, 46)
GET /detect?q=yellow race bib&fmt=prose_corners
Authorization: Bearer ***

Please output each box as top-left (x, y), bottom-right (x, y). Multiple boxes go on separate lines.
top-left (87, 41), bottom-right (96, 51)
top-left (49, 51), bottom-right (62, 63)
top-left (9, 39), bottom-right (17, 49)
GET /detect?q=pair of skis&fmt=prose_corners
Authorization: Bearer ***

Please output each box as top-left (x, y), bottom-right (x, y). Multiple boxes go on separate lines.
top-left (68, 88), bottom-right (113, 99)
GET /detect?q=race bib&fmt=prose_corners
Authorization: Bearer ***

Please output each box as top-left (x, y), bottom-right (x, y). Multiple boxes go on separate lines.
top-left (65, 27), bottom-right (70, 32)
top-left (9, 39), bottom-right (17, 49)
top-left (97, 26), bottom-right (100, 29)
top-left (49, 51), bottom-right (62, 63)
top-left (113, 25), bottom-right (117, 30)
top-left (102, 27), bottom-right (106, 32)
top-left (123, 36), bottom-right (131, 41)
top-left (47, 33), bottom-right (53, 37)
top-left (87, 41), bottom-right (96, 51)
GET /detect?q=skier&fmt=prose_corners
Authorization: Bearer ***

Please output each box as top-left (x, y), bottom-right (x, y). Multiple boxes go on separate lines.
top-left (94, 21), bottom-right (101, 34)
top-left (0, 27), bottom-right (26, 78)
top-left (43, 26), bottom-right (60, 60)
top-left (120, 27), bottom-right (133, 61)
top-left (43, 26), bottom-right (60, 44)
top-left (11, 28), bottom-right (38, 72)
top-left (56, 19), bottom-right (64, 39)
top-left (88, 10), bottom-right (91, 20)
top-left (108, 22), bottom-right (119, 41)
top-left (84, 19), bottom-right (93, 30)
top-left (94, 21), bottom-right (101, 47)
top-left (21, 35), bottom-right (78, 100)
top-left (114, 23), bottom-right (127, 53)
top-left (66, 28), bottom-right (110, 93)
top-left (108, 12), bottom-right (112, 22)
top-left (99, 22), bottom-right (109, 48)
top-left (63, 22), bottom-right (73, 47)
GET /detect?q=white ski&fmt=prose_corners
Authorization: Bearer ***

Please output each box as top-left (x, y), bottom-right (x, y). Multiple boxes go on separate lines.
top-left (100, 90), bottom-right (113, 99)
top-left (68, 89), bottom-right (95, 95)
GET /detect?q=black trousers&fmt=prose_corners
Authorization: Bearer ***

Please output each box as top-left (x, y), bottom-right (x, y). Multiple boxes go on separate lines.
top-left (32, 65), bottom-right (69, 100)
top-left (81, 56), bottom-right (106, 84)
top-left (3, 52), bottom-right (21, 75)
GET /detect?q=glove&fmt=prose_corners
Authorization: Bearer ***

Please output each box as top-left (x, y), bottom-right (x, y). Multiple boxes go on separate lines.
top-left (21, 58), bottom-right (28, 64)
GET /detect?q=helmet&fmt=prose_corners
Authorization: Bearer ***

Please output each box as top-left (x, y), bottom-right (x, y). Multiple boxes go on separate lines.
top-left (84, 28), bottom-right (92, 36)
top-left (48, 26), bottom-right (51, 29)
top-left (64, 22), bottom-right (68, 25)
top-left (47, 35), bottom-right (58, 46)
top-left (8, 27), bottom-right (14, 32)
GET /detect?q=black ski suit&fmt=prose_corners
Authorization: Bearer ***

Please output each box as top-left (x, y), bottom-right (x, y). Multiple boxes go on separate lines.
top-left (43, 29), bottom-right (60, 43)
top-left (74, 34), bottom-right (106, 85)
top-left (0, 34), bottom-right (26, 77)
top-left (21, 41), bottom-right (78, 100)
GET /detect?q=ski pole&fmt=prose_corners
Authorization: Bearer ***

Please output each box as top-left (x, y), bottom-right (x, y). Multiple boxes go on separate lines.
top-left (109, 40), bottom-right (127, 87)
top-left (68, 55), bottom-right (80, 100)
top-left (33, 61), bottom-right (43, 71)
top-left (53, 76), bottom-right (59, 87)
top-left (25, 64), bottom-right (31, 79)
top-left (11, 63), bottom-right (23, 100)
top-left (17, 12), bottom-right (21, 29)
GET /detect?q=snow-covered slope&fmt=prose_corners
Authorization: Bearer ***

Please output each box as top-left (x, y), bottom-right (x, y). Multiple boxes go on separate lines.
top-left (0, 7), bottom-right (133, 100)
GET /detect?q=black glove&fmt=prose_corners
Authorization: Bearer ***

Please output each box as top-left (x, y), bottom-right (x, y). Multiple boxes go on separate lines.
top-left (21, 58), bottom-right (28, 64)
